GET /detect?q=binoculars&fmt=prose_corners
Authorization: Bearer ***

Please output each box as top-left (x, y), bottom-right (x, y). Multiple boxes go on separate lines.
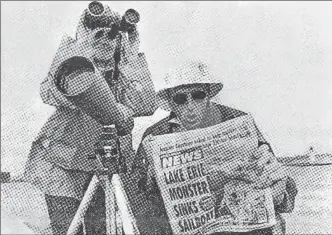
top-left (84, 1), bottom-right (140, 34)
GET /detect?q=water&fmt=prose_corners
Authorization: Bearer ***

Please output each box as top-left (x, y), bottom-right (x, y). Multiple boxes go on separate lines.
top-left (1, 165), bottom-right (332, 234)
top-left (283, 165), bottom-right (332, 234)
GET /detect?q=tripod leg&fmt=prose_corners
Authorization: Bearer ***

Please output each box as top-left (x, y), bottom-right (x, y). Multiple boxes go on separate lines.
top-left (100, 174), bottom-right (117, 235)
top-left (67, 175), bottom-right (100, 235)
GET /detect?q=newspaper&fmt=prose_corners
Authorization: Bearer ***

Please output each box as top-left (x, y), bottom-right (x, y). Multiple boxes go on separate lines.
top-left (143, 115), bottom-right (276, 235)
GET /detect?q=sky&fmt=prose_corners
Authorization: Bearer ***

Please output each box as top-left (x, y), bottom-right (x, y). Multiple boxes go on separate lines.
top-left (1, 1), bottom-right (332, 175)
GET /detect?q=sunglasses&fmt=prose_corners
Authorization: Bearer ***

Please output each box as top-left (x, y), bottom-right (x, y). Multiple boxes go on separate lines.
top-left (172, 90), bottom-right (207, 105)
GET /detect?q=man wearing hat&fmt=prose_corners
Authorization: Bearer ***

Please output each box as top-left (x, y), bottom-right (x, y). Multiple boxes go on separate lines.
top-left (133, 60), bottom-right (297, 235)
top-left (23, 2), bottom-right (157, 234)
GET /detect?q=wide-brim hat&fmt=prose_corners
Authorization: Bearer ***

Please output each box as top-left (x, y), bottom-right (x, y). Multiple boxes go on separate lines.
top-left (157, 60), bottom-right (223, 111)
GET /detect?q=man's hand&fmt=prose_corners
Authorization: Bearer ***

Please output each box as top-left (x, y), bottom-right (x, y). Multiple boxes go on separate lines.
top-left (252, 144), bottom-right (288, 205)
top-left (253, 144), bottom-right (287, 188)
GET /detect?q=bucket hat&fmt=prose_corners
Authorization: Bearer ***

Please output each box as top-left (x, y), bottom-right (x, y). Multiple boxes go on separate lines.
top-left (157, 60), bottom-right (223, 111)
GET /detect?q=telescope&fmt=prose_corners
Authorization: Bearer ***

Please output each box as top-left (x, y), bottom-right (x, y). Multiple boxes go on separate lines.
top-left (54, 55), bottom-right (133, 235)
top-left (83, 1), bottom-right (140, 34)
top-left (54, 55), bottom-right (133, 133)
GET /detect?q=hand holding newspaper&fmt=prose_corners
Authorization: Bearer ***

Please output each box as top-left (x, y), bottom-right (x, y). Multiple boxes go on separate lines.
top-left (143, 115), bottom-right (276, 235)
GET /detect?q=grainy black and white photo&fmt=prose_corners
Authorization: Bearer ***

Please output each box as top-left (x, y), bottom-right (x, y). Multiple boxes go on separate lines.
top-left (1, 1), bottom-right (331, 235)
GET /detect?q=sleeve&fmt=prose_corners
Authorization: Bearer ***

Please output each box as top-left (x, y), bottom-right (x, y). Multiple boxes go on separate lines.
top-left (134, 140), bottom-right (160, 195)
top-left (133, 123), bottom-right (161, 193)
top-left (132, 124), bottom-right (152, 191)
top-left (275, 176), bottom-right (298, 213)
top-left (133, 142), bottom-right (149, 178)
top-left (40, 72), bottom-right (76, 109)
top-left (253, 119), bottom-right (298, 213)
top-left (40, 35), bottom-right (95, 109)
top-left (118, 53), bottom-right (158, 117)
top-left (271, 178), bottom-right (287, 206)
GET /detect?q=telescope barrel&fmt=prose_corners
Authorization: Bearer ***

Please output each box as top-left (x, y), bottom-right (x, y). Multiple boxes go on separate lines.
top-left (55, 56), bottom-right (133, 133)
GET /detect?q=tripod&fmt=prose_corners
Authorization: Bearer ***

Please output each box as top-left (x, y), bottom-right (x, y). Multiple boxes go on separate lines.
top-left (64, 33), bottom-right (138, 233)
top-left (67, 175), bottom-right (122, 235)
top-left (66, 126), bottom-right (136, 235)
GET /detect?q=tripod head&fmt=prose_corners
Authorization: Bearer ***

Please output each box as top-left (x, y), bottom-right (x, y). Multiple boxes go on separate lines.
top-left (93, 125), bottom-right (128, 175)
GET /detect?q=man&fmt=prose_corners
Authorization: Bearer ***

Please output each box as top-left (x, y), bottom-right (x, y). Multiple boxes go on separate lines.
top-left (23, 2), bottom-right (157, 234)
top-left (133, 60), bottom-right (297, 235)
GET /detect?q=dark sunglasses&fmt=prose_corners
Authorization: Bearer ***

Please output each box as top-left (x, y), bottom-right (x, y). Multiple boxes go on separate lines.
top-left (172, 90), bottom-right (207, 105)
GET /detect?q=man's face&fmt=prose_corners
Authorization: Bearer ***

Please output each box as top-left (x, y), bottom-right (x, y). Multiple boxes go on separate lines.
top-left (89, 26), bottom-right (120, 69)
top-left (168, 84), bottom-right (210, 130)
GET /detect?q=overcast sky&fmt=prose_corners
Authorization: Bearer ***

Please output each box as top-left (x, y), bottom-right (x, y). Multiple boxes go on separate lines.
top-left (1, 1), bottom-right (332, 174)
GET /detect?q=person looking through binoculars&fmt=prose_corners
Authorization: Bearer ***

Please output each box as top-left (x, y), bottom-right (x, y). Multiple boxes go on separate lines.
top-left (23, 1), bottom-right (157, 234)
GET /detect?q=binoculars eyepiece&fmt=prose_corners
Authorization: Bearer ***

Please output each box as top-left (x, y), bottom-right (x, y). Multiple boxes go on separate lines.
top-left (120, 9), bottom-right (140, 34)
top-left (124, 9), bottom-right (140, 24)
top-left (88, 1), bottom-right (104, 16)
top-left (84, 1), bottom-right (140, 34)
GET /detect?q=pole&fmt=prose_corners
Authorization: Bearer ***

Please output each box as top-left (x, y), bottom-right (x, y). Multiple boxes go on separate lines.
top-left (66, 175), bottom-right (100, 235)
top-left (101, 174), bottom-right (117, 235)
top-left (66, 174), bottom-right (120, 235)
top-left (67, 124), bottom-right (124, 235)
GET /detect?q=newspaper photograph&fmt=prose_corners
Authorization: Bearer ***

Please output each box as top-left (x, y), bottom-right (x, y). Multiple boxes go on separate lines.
top-left (143, 115), bottom-right (276, 235)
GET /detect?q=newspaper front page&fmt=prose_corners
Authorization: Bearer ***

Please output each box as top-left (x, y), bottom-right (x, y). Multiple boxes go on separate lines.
top-left (143, 115), bottom-right (276, 235)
